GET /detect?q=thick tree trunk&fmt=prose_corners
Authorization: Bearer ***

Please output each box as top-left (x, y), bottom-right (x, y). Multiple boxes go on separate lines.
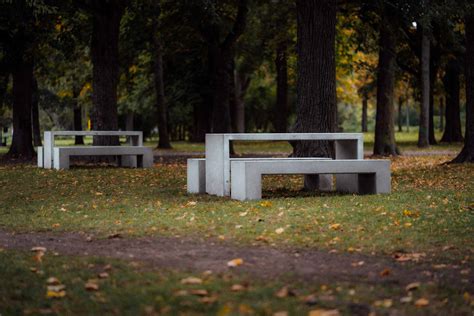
top-left (125, 111), bottom-right (134, 131)
top-left (7, 60), bottom-right (35, 159)
top-left (441, 59), bottom-right (463, 143)
top-left (90, 2), bottom-right (124, 146)
top-left (152, 21), bottom-right (172, 149)
top-left (373, 16), bottom-right (399, 156)
top-left (398, 96), bottom-right (403, 133)
top-left (418, 26), bottom-right (430, 148)
top-left (274, 39), bottom-right (288, 133)
top-left (452, 14), bottom-right (474, 162)
top-left (211, 48), bottom-right (233, 133)
top-left (31, 77), bottom-right (42, 147)
top-left (361, 93), bottom-right (368, 132)
top-left (293, 0), bottom-right (337, 189)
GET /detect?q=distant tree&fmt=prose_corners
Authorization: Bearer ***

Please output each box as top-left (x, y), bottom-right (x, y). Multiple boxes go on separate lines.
top-left (441, 58), bottom-right (463, 142)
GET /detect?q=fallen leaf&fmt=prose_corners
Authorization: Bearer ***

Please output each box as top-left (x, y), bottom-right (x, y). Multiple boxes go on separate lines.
top-left (227, 258), bottom-right (244, 267)
top-left (275, 286), bottom-right (295, 298)
top-left (273, 312), bottom-right (288, 316)
top-left (329, 223), bottom-right (341, 230)
top-left (231, 284), bottom-right (246, 292)
top-left (98, 272), bottom-right (109, 279)
top-left (415, 298), bottom-right (429, 307)
top-left (199, 295), bottom-right (218, 304)
top-left (308, 309), bottom-right (340, 316)
top-left (46, 290), bottom-right (66, 298)
top-left (379, 268), bottom-right (391, 276)
top-left (393, 252), bottom-right (425, 262)
top-left (85, 280), bottom-right (99, 291)
top-left (31, 247), bottom-right (47, 252)
top-left (400, 296), bottom-right (413, 303)
top-left (374, 299), bottom-right (393, 308)
top-left (275, 227), bottom-right (285, 234)
top-left (46, 277), bottom-right (61, 285)
top-left (405, 282), bottom-right (421, 291)
top-left (259, 201), bottom-right (272, 207)
top-left (190, 289), bottom-right (209, 296)
top-left (180, 277), bottom-right (203, 285)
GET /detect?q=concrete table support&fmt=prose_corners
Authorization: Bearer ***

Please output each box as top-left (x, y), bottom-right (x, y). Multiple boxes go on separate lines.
top-left (187, 158), bottom-right (206, 194)
top-left (205, 133), bottom-right (364, 197)
top-left (230, 159), bottom-right (390, 201)
top-left (53, 146), bottom-right (153, 170)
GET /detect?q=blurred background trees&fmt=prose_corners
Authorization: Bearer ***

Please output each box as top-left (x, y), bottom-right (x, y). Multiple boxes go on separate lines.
top-left (0, 0), bottom-right (472, 161)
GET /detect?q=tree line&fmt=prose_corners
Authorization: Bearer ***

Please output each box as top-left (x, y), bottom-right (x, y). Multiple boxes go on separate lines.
top-left (0, 0), bottom-right (473, 163)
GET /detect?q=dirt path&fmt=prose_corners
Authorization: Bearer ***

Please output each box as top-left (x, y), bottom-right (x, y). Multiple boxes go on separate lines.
top-left (0, 229), bottom-right (471, 291)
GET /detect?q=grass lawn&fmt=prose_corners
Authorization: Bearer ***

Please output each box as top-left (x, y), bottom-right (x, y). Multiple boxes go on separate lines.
top-left (0, 135), bottom-right (472, 314)
top-left (2, 249), bottom-right (472, 316)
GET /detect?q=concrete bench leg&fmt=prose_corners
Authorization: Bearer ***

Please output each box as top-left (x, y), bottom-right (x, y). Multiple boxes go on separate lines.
top-left (121, 156), bottom-right (138, 168)
top-left (37, 146), bottom-right (43, 168)
top-left (231, 162), bottom-right (261, 201)
top-left (53, 148), bottom-right (70, 170)
top-left (187, 159), bottom-right (206, 194)
top-left (142, 150), bottom-right (153, 168)
top-left (357, 166), bottom-right (391, 194)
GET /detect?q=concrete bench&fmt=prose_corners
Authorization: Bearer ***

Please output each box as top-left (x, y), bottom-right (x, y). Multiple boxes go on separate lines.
top-left (53, 146), bottom-right (153, 170)
top-left (187, 157), bottom-right (331, 194)
top-left (230, 159), bottom-right (391, 200)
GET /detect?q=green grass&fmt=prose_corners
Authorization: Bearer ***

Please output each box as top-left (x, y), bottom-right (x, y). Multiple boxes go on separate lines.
top-left (0, 155), bottom-right (472, 261)
top-left (0, 250), bottom-right (471, 315)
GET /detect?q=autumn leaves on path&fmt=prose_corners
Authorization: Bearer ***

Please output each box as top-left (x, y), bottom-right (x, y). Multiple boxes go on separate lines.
top-left (0, 229), bottom-right (471, 293)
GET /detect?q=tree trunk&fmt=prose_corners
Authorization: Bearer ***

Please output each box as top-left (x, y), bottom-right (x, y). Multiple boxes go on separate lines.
top-left (31, 77), bottom-right (42, 147)
top-left (274, 39), bottom-right (288, 133)
top-left (361, 92), bottom-right (368, 132)
top-left (233, 71), bottom-right (248, 133)
top-left (398, 96), bottom-right (403, 132)
top-left (439, 96), bottom-right (444, 131)
top-left (90, 1), bottom-right (124, 146)
top-left (7, 60), bottom-right (35, 159)
top-left (452, 14), bottom-right (474, 162)
top-left (152, 20), bottom-right (172, 149)
top-left (373, 14), bottom-right (399, 156)
top-left (125, 111), bottom-right (134, 131)
top-left (441, 59), bottom-right (463, 143)
top-left (210, 47), bottom-right (233, 133)
top-left (418, 26), bottom-right (430, 148)
top-left (293, 0), bottom-right (337, 189)
top-left (73, 104), bottom-right (84, 145)
top-left (428, 47), bottom-right (438, 144)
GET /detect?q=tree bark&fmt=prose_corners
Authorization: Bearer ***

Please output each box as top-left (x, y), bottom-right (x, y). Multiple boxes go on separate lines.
top-left (293, 0), bottom-right (337, 189)
top-left (31, 77), bottom-right (42, 147)
top-left (439, 96), bottom-right (444, 131)
top-left (7, 60), bottom-right (35, 159)
top-left (452, 14), bottom-right (474, 162)
top-left (232, 70), bottom-right (248, 133)
top-left (373, 13), bottom-right (399, 156)
top-left (361, 92), bottom-right (368, 132)
top-left (398, 96), bottom-right (403, 132)
top-left (418, 26), bottom-right (430, 148)
top-left (428, 46), bottom-right (438, 144)
top-left (441, 59), bottom-right (463, 143)
top-left (73, 104), bottom-right (84, 145)
top-left (152, 19), bottom-right (172, 149)
top-left (274, 39), bottom-right (288, 133)
top-left (90, 1), bottom-right (124, 146)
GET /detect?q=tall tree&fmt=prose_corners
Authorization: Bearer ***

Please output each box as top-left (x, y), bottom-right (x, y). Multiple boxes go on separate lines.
top-left (452, 13), bottom-right (474, 162)
top-left (31, 77), bottom-right (42, 147)
top-left (441, 58), bottom-right (463, 142)
top-left (418, 9), bottom-right (431, 148)
top-left (152, 16), bottom-right (172, 149)
top-left (373, 6), bottom-right (399, 156)
top-left (82, 0), bottom-right (127, 145)
top-left (293, 0), bottom-right (337, 189)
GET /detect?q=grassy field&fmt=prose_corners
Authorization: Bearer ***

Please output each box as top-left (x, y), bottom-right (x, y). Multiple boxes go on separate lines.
top-left (0, 134), bottom-right (472, 315)
top-left (2, 250), bottom-right (471, 316)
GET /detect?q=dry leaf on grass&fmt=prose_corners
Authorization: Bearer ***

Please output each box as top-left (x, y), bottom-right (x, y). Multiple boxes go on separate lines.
top-left (308, 309), bottom-right (340, 316)
top-left (227, 258), bottom-right (244, 267)
top-left (415, 298), bottom-right (429, 307)
top-left (180, 277), bottom-right (203, 285)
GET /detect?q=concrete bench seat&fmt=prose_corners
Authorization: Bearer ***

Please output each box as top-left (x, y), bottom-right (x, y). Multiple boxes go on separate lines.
top-left (187, 157), bottom-right (331, 194)
top-left (53, 146), bottom-right (153, 170)
top-left (230, 159), bottom-right (391, 200)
